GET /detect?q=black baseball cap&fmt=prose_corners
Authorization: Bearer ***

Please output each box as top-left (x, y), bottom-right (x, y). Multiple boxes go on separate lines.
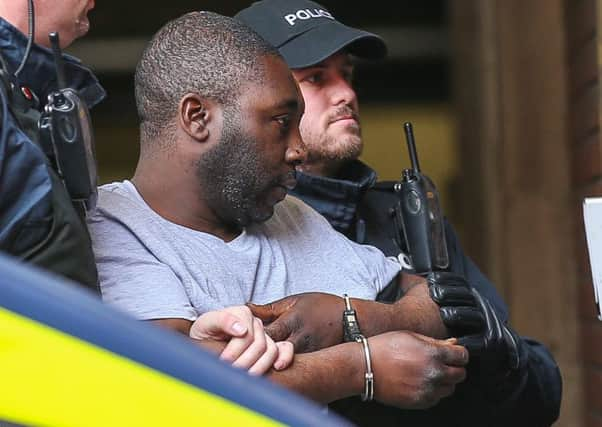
top-left (234, 0), bottom-right (387, 69)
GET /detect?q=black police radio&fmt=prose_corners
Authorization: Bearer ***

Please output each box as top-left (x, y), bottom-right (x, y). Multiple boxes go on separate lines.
top-left (39, 32), bottom-right (98, 214)
top-left (393, 122), bottom-right (449, 275)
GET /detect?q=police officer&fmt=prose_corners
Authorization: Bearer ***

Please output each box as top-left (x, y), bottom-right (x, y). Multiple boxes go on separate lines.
top-left (0, 0), bottom-right (103, 291)
top-left (236, 1), bottom-right (562, 425)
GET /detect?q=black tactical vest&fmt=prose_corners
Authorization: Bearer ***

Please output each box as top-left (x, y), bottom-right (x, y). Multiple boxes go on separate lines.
top-left (0, 63), bottom-right (100, 293)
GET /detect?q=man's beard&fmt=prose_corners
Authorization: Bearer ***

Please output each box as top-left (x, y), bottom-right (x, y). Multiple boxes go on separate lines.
top-left (302, 106), bottom-right (363, 164)
top-left (195, 108), bottom-right (279, 228)
top-left (305, 131), bottom-right (363, 164)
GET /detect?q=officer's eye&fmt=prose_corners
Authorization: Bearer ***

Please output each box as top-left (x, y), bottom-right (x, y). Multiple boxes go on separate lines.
top-left (342, 70), bottom-right (353, 84)
top-left (303, 72), bottom-right (323, 85)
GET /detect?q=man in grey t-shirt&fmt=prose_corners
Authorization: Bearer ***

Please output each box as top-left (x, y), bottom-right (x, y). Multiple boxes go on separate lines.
top-left (89, 11), bottom-right (470, 408)
top-left (91, 181), bottom-right (400, 319)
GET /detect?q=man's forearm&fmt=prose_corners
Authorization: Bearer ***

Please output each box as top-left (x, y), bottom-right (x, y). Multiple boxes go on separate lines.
top-left (351, 273), bottom-right (448, 339)
top-left (266, 342), bottom-right (364, 403)
top-left (192, 330), bottom-right (469, 409)
top-left (247, 276), bottom-right (449, 354)
top-left (191, 335), bottom-right (364, 404)
top-left (191, 338), bottom-right (365, 404)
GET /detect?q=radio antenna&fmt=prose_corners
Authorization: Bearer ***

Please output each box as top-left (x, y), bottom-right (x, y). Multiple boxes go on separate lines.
top-left (403, 122), bottom-right (421, 174)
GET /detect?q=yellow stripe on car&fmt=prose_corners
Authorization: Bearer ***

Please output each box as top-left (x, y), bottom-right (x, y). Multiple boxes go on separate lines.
top-left (0, 307), bottom-right (281, 427)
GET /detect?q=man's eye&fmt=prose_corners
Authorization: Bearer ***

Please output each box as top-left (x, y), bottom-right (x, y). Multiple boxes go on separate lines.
top-left (304, 73), bottom-right (323, 84)
top-left (275, 115), bottom-right (291, 128)
top-left (342, 71), bottom-right (353, 83)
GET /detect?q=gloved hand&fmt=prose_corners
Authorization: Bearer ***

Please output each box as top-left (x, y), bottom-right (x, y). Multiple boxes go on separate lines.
top-left (427, 272), bottom-right (524, 389)
top-left (427, 271), bottom-right (485, 338)
top-left (459, 289), bottom-right (523, 378)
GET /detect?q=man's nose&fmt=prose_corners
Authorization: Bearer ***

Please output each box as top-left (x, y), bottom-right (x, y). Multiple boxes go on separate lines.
top-left (285, 130), bottom-right (307, 166)
top-left (331, 77), bottom-right (357, 107)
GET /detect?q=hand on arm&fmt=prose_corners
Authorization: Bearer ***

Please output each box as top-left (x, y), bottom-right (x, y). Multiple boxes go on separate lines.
top-left (150, 305), bottom-right (293, 375)
top-left (247, 271), bottom-right (449, 353)
top-left (248, 293), bottom-right (346, 352)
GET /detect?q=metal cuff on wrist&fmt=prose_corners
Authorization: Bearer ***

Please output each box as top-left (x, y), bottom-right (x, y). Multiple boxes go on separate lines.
top-left (343, 294), bottom-right (363, 342)
top-left (342, 294), bottom-right (374, 402)
top-left (356, 335), bottom-right (374, 402)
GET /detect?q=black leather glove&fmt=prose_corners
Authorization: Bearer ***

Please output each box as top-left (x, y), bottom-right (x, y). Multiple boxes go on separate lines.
top-left (459, 288), bottom-right (524, 378)
top-left (428, 272), bottom-right (526, 397)
top-left (427, 271), bottom-right (485, 337)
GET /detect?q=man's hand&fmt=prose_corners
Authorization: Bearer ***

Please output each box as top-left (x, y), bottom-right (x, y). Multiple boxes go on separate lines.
top-left (190, 306), bottom-right (294, 375)
top-left (248, 293), bottom-right (344, 353)
top-left (369, 332), bottom-right (468, 409)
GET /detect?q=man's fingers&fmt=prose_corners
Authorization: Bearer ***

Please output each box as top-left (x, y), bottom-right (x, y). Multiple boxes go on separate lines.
top-left (190, 311), bottom-right (247, 340)
top-left (263, 317), bottom-right (293, 343)
top-left (273, 341), bottom-right (294, 371)
top-left (247, 297), bottom-right (297, 322)
top-left (405, 333), bottom-right (469, 366)
top-left (231, 318), bottom-right (268, 369)
top-left (246, 303), bottom-right (276, 322)
top-left (220, 323), bottom-right (255, 362)
top-left (437, 364), bottom-right (467, 386)
top-left (433, 342), bottom-right (469, 367)
top-left (247, 334), bottom-right (279, 376)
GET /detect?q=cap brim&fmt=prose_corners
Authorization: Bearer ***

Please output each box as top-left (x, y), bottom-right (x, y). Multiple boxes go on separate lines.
top-left (278, 21), bottom-right (387, 68)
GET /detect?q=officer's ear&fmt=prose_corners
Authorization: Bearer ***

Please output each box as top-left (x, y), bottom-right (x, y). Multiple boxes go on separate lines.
top-left (178, 93), bottom-right (213, 142)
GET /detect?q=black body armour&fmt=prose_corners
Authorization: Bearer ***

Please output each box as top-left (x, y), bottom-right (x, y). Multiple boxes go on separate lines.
top-left (0, 64), bottom-right (99, 293)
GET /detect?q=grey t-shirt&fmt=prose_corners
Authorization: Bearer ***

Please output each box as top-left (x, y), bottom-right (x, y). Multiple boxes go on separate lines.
top-left (88, 180), bottom-right (400, 321)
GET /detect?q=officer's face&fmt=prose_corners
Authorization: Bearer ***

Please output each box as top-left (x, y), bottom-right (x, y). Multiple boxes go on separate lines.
top-left (196, 55), bottom-right (306, 227)
top-left (35, 0), bottom-right (95, 48)
top-left (291, 51), bottom-right (362, 172)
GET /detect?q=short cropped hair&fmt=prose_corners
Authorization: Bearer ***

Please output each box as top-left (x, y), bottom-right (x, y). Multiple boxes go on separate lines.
top-left (135, 11), bottom-right (279, 146)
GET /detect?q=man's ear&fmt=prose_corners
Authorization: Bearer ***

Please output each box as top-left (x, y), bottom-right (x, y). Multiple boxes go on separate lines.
top-left (178, 93), bottom-right (213, 142)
